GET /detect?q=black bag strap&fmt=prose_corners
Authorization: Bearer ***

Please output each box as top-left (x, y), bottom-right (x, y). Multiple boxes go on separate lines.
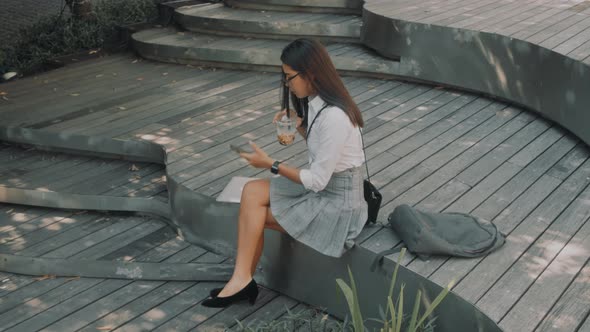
top-left (370, 243), bottom-right (404, 272)
top-left (359, 127), bottom-right (370, 181)
top-left (305, 104), bottom-right (329, 141)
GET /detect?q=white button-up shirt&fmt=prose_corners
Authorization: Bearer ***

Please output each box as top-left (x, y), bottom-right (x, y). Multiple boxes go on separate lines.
top-left (299, 95), bottom-right (365, 192)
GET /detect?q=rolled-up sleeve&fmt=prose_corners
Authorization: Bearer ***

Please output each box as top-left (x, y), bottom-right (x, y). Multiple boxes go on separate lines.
top-left (300, 110), bottom-right (351, 192)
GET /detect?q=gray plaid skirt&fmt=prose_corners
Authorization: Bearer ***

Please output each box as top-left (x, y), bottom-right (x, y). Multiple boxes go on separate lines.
top-left (270, 166), bottom-right (368, 257)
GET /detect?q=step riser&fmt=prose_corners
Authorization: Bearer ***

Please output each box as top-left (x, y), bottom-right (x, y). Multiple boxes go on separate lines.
top-left (133, 36), bottom-right (399, 79)
top-left (223, 0), bottom-right (362, 15)
top-left (174, 11), bottom-right (362, 43)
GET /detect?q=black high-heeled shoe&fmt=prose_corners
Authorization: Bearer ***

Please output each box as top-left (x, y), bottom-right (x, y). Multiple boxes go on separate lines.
top-left (209, 287), bottom-right (222, 298)
top-left (201, 279), bottom-right (258, 308)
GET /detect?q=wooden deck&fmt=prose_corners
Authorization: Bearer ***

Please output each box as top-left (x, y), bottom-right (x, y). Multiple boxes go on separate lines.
top-left (0, 51), bottom-right (589, 331)
top-left (367, 0), bottom-right (590, 65)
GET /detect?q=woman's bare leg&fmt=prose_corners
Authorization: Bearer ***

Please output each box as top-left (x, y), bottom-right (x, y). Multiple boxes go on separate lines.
top-left (218, 179), bottom-right (284, 297)
top-left (251, 208), bottom-right (286, 275)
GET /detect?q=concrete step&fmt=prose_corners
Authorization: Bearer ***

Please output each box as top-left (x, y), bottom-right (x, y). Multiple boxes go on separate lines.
top-left (131, 27), bottom-right (399, 78)
top-left (223, 0), bottom-right (364, 15)
top-left (174, 3), bottom-right (363, 43)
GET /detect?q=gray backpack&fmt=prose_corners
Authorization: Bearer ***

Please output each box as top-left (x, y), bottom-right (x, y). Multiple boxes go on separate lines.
top-left (371, 204), bottom-right (505, 270)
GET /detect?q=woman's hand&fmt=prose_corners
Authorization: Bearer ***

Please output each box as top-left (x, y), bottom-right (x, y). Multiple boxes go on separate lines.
top-left (273, 109), bottom-right (303, 125)
top-left (273, 109), bottom-right (288, 123)
top-left (240, 141), bottom-right (273, 169)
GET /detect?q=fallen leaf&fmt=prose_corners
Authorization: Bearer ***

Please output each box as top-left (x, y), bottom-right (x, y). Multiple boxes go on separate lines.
top-left (132, 59), bottom-right (138, 64)
top-left (129, 164), bottom-right (140, 171)
top-left (97, 326), bottom-right (114, 330)
top-left (133, 174), bottom-right (141, 180)
top-left (0, 92), bottom-right (7, 96)
top-left (88, 49), bottom-right (99, 55)
top-left (1, 96), bottom-right (8, 101)
top-left (34, 274), bottom-right (56, 281)
top-left (95, 74), bottom-right (103, 78)
top-left (66, 276), bottom-right (80, 281)
top-left (70, 93), bottom-right (80, 96)
top-left (118, 106), bottom-right (126, 110)
top-left (136, 77), bottom-right (144, 81)
top-left (162, 72), bottom-right (168, 76)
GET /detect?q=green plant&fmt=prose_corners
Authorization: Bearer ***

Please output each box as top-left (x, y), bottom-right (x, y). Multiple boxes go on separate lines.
top-left (336, 248), bottom-right (451, 332)
top-left (0, 0), bottom-right (157, 75)
top-left (235, 306), bottom-right (352, 332)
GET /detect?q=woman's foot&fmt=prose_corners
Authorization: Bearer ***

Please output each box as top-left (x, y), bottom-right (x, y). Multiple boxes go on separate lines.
top-left (209, 287), bottom-right (222, 298)
top-left (202, 279), bottom-right (258, 308)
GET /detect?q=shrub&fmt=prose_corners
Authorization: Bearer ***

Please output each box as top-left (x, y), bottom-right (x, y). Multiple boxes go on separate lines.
top-left (0, 0), bottom-right (157, 75)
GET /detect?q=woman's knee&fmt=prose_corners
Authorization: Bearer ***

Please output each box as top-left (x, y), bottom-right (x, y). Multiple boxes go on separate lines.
top-left (241, 179), bottom-right (270, 204)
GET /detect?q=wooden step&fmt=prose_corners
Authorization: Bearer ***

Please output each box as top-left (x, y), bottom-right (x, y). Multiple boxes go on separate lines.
top-left (131, 27), bottom-right (399, 77)
top-left (223, 0), bottom-right (364, 15)
top-left (174, 3), bottom-right (363, 43)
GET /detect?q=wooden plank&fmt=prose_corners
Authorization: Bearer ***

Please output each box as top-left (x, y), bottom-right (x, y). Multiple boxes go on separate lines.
top-left (476, 183), bottom-right (590, 323)
top-left (567, 38), bottom-right (590, 60)
top-left (2, 59), bottom-right (181, 119)
top-left (452, 1), bottom-right (536, 29)
top-left (100, 73), bottom-right (282, 139)
top-left (164, 76), bottom-right (367, 166)
top-left (190, 82), bottom-right (439, 195)
top-left (455, 121), bottom-right (554, 186)
top-left (4, 234), bottom-right (214, 331)
top-left (520, 258), bottom-right (590, 331)
top-left (579, 313), bottom-right (590, 332)
top-left (450, 158), bottom-right (590, 304)
top-left (0, 212), bottom-right (100, 254)
top-left (75, 70), bottom-right (255, 135)
top-left (42, 70), bottom-right (229, 132)
top-left (428, 173), bottom-right (563, 287)
top-left (428, 0), bottom-right (510, 25)
top-left (0, 55), bottom-right (131, 99)
top-left (376, 107), bottom-right (526, 220)
top-left (226, 295), bottom-right (299, 330)
top-left (405, 134), bottom-right (579, 277)
top-left (501, 7), bottom-right (565, 37)
top-left (511, 8), bottom-right (579, 39)
top-left (540, 16), bottom-right (590, 50)
top-left (527, 12), bottom-right (589, 44)
top-left (553, 24), bottom-right (590, 54)
top-left (171, 78), bottom-right (375, 188)
top-left (497, 214), bottom-right (590, 332)
top-left (109, 255), bottom-right (228, 331)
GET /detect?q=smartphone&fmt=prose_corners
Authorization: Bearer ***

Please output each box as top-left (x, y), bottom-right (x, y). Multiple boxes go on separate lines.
top-left (230, 143), bottom-right (252, 154)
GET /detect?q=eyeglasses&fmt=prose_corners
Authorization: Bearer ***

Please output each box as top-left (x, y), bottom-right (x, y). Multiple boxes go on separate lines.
top-left (281, 72), bottom-right (300, 86)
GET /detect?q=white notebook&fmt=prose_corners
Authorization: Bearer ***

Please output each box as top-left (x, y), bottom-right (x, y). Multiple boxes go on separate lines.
top-left (216, 176), bottom-right (260, 203)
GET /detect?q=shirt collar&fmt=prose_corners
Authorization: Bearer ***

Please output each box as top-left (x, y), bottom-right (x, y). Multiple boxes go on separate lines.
top-left (309, 95), bottom-right (326, 112)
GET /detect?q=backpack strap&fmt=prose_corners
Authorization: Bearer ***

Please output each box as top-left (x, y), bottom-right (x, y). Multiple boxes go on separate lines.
top-left (370, 243), bottom-right (404, 272)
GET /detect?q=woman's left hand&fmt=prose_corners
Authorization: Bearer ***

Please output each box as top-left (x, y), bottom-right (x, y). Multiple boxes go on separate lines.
top-left (240, 141), bottom-right (273, 169)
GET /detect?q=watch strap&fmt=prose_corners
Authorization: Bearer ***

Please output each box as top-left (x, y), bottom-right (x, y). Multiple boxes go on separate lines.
top-left (270, 160), bottom-right (281, 174)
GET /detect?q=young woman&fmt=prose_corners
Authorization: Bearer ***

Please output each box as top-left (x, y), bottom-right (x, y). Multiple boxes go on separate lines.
top-left (202, 38), bottom-right (368, 308)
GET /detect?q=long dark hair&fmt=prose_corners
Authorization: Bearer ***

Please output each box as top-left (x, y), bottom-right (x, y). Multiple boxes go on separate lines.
top-left (280, 39), bottom-right (364, 128)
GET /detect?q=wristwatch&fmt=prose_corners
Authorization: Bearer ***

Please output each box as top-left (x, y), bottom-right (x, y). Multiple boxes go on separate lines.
top-left (270, 160), bottom-right (281, 174)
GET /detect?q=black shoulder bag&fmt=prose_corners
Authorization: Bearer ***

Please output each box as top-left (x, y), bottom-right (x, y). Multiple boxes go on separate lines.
top-left (360, 128), bottom-right (382, 224)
